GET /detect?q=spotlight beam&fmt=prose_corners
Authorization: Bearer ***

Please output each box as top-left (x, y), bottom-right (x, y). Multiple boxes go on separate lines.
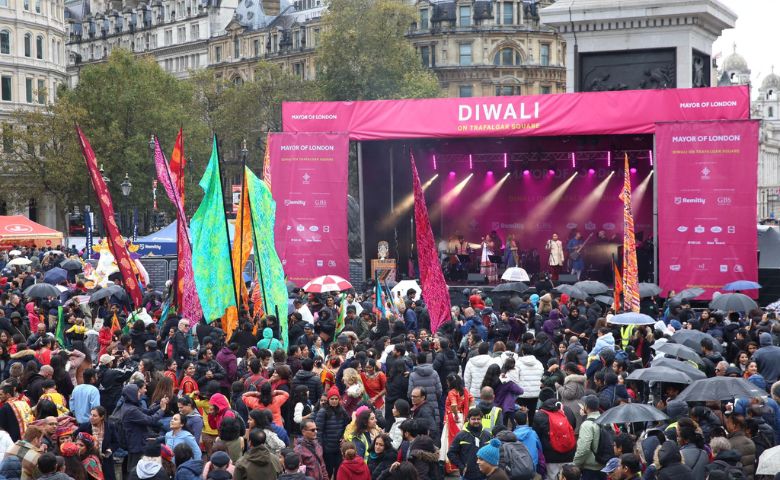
top-left (631, 171), bottom-right (653, 216)
top-left (569, 172), bottom-right (614, 222)
top-left (465, 173), bottom-right (510, 218)
top-left (378, 174), bottom-right (438, 230)
top-left (430, 173), bottom-right (473, 219)
top-left (524, 173), bottom-right (578, 230)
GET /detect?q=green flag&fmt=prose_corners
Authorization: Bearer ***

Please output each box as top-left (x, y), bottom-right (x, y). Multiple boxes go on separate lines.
top-left (335, 293), bottom-right (346, 335)
top-left (245, 167), bottom-right (288, 348)
top-left (55, 306), bottom-right (66, 348)
top-left (191, 137), bottom-right (237, 323)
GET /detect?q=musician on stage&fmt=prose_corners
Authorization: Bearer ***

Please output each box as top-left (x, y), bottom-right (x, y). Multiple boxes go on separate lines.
top-left (567, 231), bottom-right (585, 280)
top-left (545, 233), bottom-right (564, 282)
top-left (503, 234), bottom-right (520, 268)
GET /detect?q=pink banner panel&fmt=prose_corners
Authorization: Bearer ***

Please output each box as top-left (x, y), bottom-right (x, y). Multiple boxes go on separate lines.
top-left (268, 132), bottom-right (350, 285)
top-left (656, 120), bottom-right (759, 300)
top-left (283, 86), bottom-right (750, 141)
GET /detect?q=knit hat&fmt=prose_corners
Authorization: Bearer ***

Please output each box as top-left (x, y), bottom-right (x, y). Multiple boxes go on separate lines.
top-left (477, 438), bottom-right (501, 466)
top-left (210, 451), bottom-right (230, 468)
top-left (327, 386), bottom-right (340, 399)
top-left (77, 432), bottom-right (95, 448)
top-left (143, 441), bottom-right (161, 457)
top-left (601, 457), bottom-right (620, 473)
top-left (760, 332), bottom-right (773, 347)
top-left (60, 442), bottom-right (80, 457)
top-left (160, 445), bottom-right (173, 462)
top-left (549, 310), bottom-right (561, 321)
top-left (669, 320), bottom-right (682, 331)
top-left (56, 418), bottom-right (77, 438)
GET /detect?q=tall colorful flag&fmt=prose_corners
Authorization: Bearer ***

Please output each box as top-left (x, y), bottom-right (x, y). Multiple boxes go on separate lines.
top-left (55, 306), bottom-right (66, 348)
top-left (76, 126), bottom-right (144, 307)
top-left (191, 137), bottom-right (237, 323)
top-left (224, 176), bottom-right (253, 339)
top-left (375, 273), bottom-right (387, 317)
top-left (245, 167), bottom-right (288, 348)
top-left (335, 292), bottom-right (347, 334)
top-left (262, 133), bottom-right (272, 186)
top-left (619, 154), bottom-right (641, 313)
top-left (154, 136), bottom-right (202, 324)
top-left (612, 257), bottom-right (623, 312)
top-left (168, 130), bottom-right (186, 312)
top-left (410, 154), bottom-right (452, 333)
top-left (169, 129), bottom-right (186, 204)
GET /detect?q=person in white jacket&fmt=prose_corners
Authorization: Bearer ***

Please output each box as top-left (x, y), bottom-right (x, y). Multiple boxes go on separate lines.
top-left (464, 343), bottom-right (493, 398)
top-left (492, 350), bottom-right (521, 387)
top-left (516, 344), bottom-right (545, 420)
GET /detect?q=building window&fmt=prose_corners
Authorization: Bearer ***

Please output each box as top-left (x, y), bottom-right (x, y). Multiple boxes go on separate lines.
top-left (35, 0), bottom-right (40, 12)
top-left (0, 31), bottom-right (9, 54)
top-left (420, 8), bottom-right (428, 29)
top-left (770, 106), bottom-right (775, 118)
top-left (502, 2), bottom-right (512, 24)
top-left (313, 28), bottom-right (319, 46)
top-left (177, 26), bottom-right (186, 42)
top-left (540, 43), bottom-right (550, 66)
top-left (191, 23), bottom-right (199, 39)
top-left (0, 0), bottom-right (7, 7)
top-left (496, 85), bottom-right (520, 96)
top-left (459, 43), bottom-right (472, 66)
top-left (233, 38), bottom-right (240, 58)
top-left (23, 0), bottom-right (29, 10)
top-left (36, 36), bottom-right (43, 59)
top-left (420, 45), bottom-right (430, 67)
top-left (24, 34), bottom-right (32, 57)
top-left (37, 79), bottom-right (45, 103)
top-left (459, 5), bottom-right (471, 27)
top-left (459, 85), bottom-right (473, 97)
top-left (293, 62), bottom-right (302, 78)
top-left (214, 45), bottom-right (222, 62)
top-left (25, 78), bottom-right (33, 103)
top-left (253, 39), bottom-right (260, 56)
top-left (540, 85), bottom-right (551, 94)
top-left (164, 29), bottom-right (172, 46)
top-left (494, 47), bottom-right (520, 66)
top-left (1, 76), bottom-right (10, 101)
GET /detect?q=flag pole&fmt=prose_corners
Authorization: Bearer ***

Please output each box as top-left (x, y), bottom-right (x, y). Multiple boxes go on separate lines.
top-left (214, 134), bottom-right (240, 312)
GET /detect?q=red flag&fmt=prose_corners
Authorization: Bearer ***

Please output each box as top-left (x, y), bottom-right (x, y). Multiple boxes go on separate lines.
top-left (411, 153), bottom-right (451, 333)
top-left (618, 154), bottom-right (641, 312)
top-left (612, 258), bottom-right (622, 312)
top-left (170, 129), bottom-right (185, 204)
top-left (169, 130), bottom-right (186, 312)
top-left (76, 126), bottom-right (144, 307)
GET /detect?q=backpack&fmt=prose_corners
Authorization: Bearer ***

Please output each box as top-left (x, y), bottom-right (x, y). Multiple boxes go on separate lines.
top-left (499, 441), bottom-right (535, 480)
top-left (542, 408), bottom-right (576, 453)
top-left (108, 407), bottom-right (128, 451)
top-left (712, 461), bottom-right (747, 480)
top-left (585, 419), bottom-right (614, 465)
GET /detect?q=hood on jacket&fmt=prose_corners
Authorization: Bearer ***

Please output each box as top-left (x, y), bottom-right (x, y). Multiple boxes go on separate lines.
top-left (409, 435), bottom-right (439, 462)
top-left (262, 328), bottom-right (274, 340)
top-left (514, 425), bottom-right (536, 443)
top-left (244, 445), bottom-right (276, 467)
top-left (206, 469), bottom-right (233, 480)
top-left (539, 398), bottom-right (561, 413)
top-left (657, 441), bottom-right (682, 468)
top-left (470, 354), bottom-right (494, 368)
top-left (518, 355), bottom-right (542, 368)
top-left (122, 384), bottom-right (140, 406)
top-left (714, 449), bottom-right (742, 466)
top-left (559, 375), bottom-right (586, 401)
top-left (135, 459), bottom-right (163, 479)
top-left (293, 370), bottom-right (316, 382)
top-left (209, 393), bottom-right (230, 414)
top-left (496, 430), bottom-right (518, 443)
top-left (339, 458), bottom-right (370, 475)
top-left (177, 459), bottom-right (204, 477)
top-left (414, 364), bottom-right (435, 377)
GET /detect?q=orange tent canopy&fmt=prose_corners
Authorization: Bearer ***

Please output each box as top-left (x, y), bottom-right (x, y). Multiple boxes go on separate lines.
top-left (0, 216), bottom-right (63, 249)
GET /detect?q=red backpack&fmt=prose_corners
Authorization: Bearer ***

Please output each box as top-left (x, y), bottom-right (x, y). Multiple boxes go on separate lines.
top-left (542, 408), bottom-right (576, 453)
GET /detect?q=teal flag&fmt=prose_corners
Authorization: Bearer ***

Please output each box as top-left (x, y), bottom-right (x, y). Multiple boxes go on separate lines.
top-left (191, 137), bottom-right (236, 323)
top-left (245, 167), bottom-right (288, 348)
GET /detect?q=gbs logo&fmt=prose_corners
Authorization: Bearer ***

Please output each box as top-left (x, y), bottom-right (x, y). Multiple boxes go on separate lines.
top-left (717, 197), bottom-right (732, 206)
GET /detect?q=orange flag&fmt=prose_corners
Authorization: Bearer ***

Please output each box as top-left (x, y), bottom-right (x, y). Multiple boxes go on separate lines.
top-left (170, 129), bottom-right (186, 205)
top-left (222, 176), bottom-right (253, 339)
top-left (612, 258), bottom-right (622, 312)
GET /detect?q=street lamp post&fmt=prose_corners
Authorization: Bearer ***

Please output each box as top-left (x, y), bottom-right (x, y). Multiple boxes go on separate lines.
top-left (148, 135), bottom-right (155, 231)
top-left (121, 173), bottom-right (132, 237)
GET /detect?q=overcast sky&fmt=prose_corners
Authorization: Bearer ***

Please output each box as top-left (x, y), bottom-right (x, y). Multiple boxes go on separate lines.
top-left (713, 0), bottom-right (777, 88)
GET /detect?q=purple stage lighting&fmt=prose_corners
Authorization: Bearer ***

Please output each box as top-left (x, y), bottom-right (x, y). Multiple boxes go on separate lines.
top-left (607, 151), bottom-right (612, 167)
top-left (571, 152), bottom-right (576, 168)
top-left (469, 154), bottom-right (473, 170)
top-left (630, 167), bottom-right (637, 174)
top-left (449, 171), bottom-right (456, 177)
top-left (504, 152), bottom-right (508, 169)
top-left (487, 170), bottom-right (494, 176)
top-left (648, 149), bottom-right (654, 166)
top-left (433, 154), bottom-right (437, 170)
top-left (523, 169), bottom-right (530, 176)
top-left (548, 169), bottom-right (555, 176)
top-left (588, 168), bottom-right (595, 175)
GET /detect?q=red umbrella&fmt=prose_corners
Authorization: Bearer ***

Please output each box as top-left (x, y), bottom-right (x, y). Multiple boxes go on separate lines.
top-left (302, 275), bottom-right (353, 293)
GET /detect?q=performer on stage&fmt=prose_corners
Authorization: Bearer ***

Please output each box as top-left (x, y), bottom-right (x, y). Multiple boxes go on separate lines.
top-left (545, 233), bottom-right (564, 282)
top-left (503, 234), bottom-right (520, 268)
top-left (480, 234), bottom-right (498, 283)
top-left (567, 231), bottom-right (585, 280)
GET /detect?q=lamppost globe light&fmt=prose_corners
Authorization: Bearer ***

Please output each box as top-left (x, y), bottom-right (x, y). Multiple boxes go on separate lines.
top-left (148, 134), bottom-right (155, 152)
top-left (99, 164), bottom-right (110, 183)
top-left (121, 173), bottom-right (132, 197)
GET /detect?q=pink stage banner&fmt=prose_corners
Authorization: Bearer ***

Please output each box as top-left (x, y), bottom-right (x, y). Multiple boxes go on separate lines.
top-left (283, 86), bottom-right (750, 141)
top-left (268, 132), bottom-right (350, 285)
top-left (656, 120), bottom-right (759, 300)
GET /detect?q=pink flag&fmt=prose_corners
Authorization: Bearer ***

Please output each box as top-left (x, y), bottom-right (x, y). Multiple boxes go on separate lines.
top-left (154, 137), bottom-right (202, 324)
top-left (411, 154), bottom-right (451, 333)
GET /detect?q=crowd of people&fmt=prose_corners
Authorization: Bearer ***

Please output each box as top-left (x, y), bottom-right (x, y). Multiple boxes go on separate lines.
top-left (0, 246), bottom-right (777, 480)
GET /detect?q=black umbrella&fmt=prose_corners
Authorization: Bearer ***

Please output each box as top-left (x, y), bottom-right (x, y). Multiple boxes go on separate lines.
top-left (639, 283), bottom-right (662, 298)
top-left (709, 293), bottom-right (758, 313)
top-left (652, 342), bottom-right (703, 364)
top-left (43, 267), bottom-right (68, 285)
top-left (673, 288), bottom-right (705, 301)
top-left (553, 284), bottom-right (588, 300)
top-left (671, 330), bottom-right (723, 353)
top-left (626, 366), bottom-right (693, 385)
top-left (88, 288), bottom-right (113, 303)
top-left (493, 282), bottom-right (530, 294)
top-left (650, 357), bottom-right (707, 382)
top-left (23, 283), bottom-right (61, 299)
top-left (574, 280), bottom-right (609, 295)
top-left (60, 259), bottom-right (83, 271)
top-left (594, 295), bottom-right (614, 306)
top-left (675, 376), bottom-right (767, 402)
top-left (596, 403), bottom-right (669, 425)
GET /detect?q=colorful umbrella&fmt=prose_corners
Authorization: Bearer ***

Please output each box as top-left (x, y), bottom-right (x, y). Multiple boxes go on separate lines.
top-left (302, 275), bottom-right (353, 293)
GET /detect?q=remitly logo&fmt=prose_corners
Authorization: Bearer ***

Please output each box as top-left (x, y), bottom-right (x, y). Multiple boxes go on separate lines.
top-left (458, 101), bottom-right (540, 122)
top-left (673, 197), bottom-right (706, 205)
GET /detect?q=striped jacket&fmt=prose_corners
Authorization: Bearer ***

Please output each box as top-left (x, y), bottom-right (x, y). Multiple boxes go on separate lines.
top-left (5, 440), bottom-right (41, 480)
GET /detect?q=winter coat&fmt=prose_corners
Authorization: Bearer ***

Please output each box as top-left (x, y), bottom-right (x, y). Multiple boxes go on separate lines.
top-left (294, 438), bottom-right (328, 480)
top-left (314, 407), bottom-right (349, 454)
top-left (410, 400), bottom-right (440, 442)
top-left (407, 363), bottom-right (442, 409)
top-left (703, 450), bottom-right (746, 478)
top-left (589, 332), bottom-right (615, 358)
top-left (97, 365), bottom-right (133, 414)
top-left (291, 370), bottom-right (323, 405)
top-left (175, 459), bottom-right (204, 480)
top-left (532, 399), bottom-right (577, 464)
top-left (215, 347), bottom-right (238, 389)
top-left (127, 459), bottom-right (170, 480)
top-left (597, 384), bottom-right (629, 411)
top-left (566, 342), bottom-right (587, 366)
top-left (404, 435), bottom-right (440, 480)
top-left (336, 457), bottom-right (371, 480)
top-left (165, 429), bottom-right (202, 461)
top-left (516, 355), bottom-right (544, 398)
top-left (432, 349), bottom-right (460, 381)
top-left (513, 425), bottom-right (543, 469)
top-left (656, 441), bottom-right (693, 480)
top-left (494, 378), bottom-right (523, 413)
top-left (557, 375), bottom-right (586, 431)
top-left (118, 384), bottom-right (165, 454)
top-left (573, 413), bottom-right (602, 471)
top-left (464, 354), bottom-right (493, 398)
top-left (679, 444), bottom-right (708, 480)
top-left (233, 445), bottom-right (283, 480)
top-left (256, 328), bottom-right (283, 352)
top-left (727, 431), bottom-right (756, 478)
top-left (194, 359), bottom-right (226, 391)
top-left (448, 425), bottom-right (491, 480)
top-left (368, 448), bottom-right (397, 480)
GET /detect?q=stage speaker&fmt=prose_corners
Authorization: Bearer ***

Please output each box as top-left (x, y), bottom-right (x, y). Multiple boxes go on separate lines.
top-left (467, 273), bottom-right (487, 284)
top-left (557, 274), bottom-right (578, 285)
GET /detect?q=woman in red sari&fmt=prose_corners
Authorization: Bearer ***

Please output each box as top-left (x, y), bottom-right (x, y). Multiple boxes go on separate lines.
top-left (179, 361), bottom-right (198, 395)
top-left (163, 359), bottom-right (179, 391)
top-left (442, 373), bottom-right (473, 474)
